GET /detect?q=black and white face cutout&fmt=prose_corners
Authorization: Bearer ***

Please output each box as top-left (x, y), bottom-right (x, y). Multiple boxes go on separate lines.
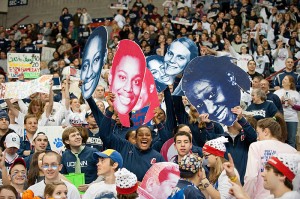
top-left (81, 26), bottom-right (108, 99)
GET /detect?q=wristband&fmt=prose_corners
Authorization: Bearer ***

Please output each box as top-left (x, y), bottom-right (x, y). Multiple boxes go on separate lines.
top-left (229, 175), bottom-right (238, 182)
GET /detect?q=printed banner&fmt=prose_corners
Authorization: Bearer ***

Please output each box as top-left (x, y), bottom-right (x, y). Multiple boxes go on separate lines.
top-left (7, 53), bottom-right (40, 78)
top-left (0, 75), bottom-right (52, 99)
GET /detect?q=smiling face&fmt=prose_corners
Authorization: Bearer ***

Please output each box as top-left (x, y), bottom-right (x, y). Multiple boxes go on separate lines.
top-left (24, 117), bottom-right (38, 135)
top-left (42, 154), bottom-right (62, 181)
top-left (10, 164), bottom-right (26, 186)
top-left (192, 79), bottom-right (233, 124)
top-left (111, 56), bottom-right (143, 114)
top-left (164, 41), bottom-right (191, 76)
top-left (81, 36), bottom-right (106, 99)
top-left (148, 59), bottom-right (172, 85)
top-left (136, 127), bottom-right (152, 151)
top-left (66, 131), bottom-right (82, 148)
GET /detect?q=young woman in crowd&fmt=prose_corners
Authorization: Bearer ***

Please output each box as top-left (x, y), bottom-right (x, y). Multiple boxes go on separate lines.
top-left (27, 151), bottom-right (45, 187)
top-left (243, 114), bottom-right (297, 199)
top-left (274, 75), bottom-right (300, 148)
top-left (200, 137), bottom-right (239, 199)
top-left (5, 84), bottom-right (53, 126)
top-left (44, 182), bottom-right (68, 199)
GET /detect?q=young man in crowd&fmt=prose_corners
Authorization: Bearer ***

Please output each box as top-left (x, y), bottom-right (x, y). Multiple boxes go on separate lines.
top-left (83, 149), bottom-right (123, 199)
top-left (61, 127), bottom-right (98, 184)
top-left (169, 153), bottom-right (206, 198)
top-left (24, 132), bottom-right (51, 169)
top-left (4, 132), bottom-right (20, 171)
top-left (173, 131), bottom-right (193, 164)
top-left (8, 158), bottom-right (27, 195)
top-left (28, 151), bottom-right (80, 199)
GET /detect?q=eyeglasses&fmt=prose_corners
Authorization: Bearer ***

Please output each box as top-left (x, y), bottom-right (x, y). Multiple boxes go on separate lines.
top-left (204, 154), bottom-right (212, 159)
top-left (42, 164), bottom-right (59, 170)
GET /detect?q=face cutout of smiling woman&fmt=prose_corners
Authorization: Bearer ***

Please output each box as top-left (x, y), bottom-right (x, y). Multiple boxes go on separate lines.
top-left (81, 26), bottom-right (108, 99)
top-left (109, 40), bottom-right (146, 127)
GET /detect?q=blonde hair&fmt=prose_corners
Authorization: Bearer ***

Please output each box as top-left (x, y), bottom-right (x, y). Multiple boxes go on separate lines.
top-left (209, 156), bottom-right (227, 184)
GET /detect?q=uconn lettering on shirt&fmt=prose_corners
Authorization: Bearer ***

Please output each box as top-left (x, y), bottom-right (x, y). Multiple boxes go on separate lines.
top-left (251, 110), bottom-right (266, 118)
top-left (87, 137), bottom-right (103, 145)
top-left (67, 161), bottom-right (88, 168)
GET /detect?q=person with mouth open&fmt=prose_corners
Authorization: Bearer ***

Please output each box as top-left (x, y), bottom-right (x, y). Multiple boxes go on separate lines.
top-left (90, 92), bottom-right (165, 182)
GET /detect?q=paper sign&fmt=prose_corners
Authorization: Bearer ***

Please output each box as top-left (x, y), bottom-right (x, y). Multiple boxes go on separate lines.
top-left (41, 47), bottom-right (56, 63)
top-left (0, 75), bottom-right (52, 99)
top-left (36, 125), bottom-right (65, 155)
top-left (138, 162), bottom-right (180, 199)
top-left (160, 138), bottom-right (178, 162)
top-left (182, 56), bottom-right (250, 126)
top-left (110, 40), bottom-right (146, 127)
top-left (7, 53), bottom-right (40, 78)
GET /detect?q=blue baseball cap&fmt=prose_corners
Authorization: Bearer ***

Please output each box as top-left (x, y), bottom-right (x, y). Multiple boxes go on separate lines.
top-left (93, 149), bottom-right (123, 168)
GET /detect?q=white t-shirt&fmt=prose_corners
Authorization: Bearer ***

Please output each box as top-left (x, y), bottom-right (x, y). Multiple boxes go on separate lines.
top-left (64, 108), bottom-right (86, 127)
top-left (253, 53), bottom-right (270, 74)
top-left (47, 102), bottom-right (65, 126)
top-left (274, 89), bottom-right (300, 122)
top-left (83, 181), bottom-right (117, 199)
top-left (272, 48), bottom-right (289, 72)
top-left (28, 179), bottom-right (80, 199)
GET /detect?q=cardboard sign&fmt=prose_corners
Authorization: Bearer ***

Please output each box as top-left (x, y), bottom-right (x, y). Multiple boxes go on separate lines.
top-left (182, 56), bottom-right (250, 126)
top-left (41, 47), bottom-right (56, 63)
top-left (138, 162), bottom-right (180, 199)
top-left (36, 126), bottom-right (65, 155)
top-left (7, 53), bottom-right (40, 78)
top-left (160, 138), bottom-right (178, 162)
top-left (0, 75), bottom-right (52, 99)
top-left (81, 26), bottom-right (108, 99)
top-left (147, 37), bottom-right (198, 95)
top-left (109, 40), bottom-right (146, 127)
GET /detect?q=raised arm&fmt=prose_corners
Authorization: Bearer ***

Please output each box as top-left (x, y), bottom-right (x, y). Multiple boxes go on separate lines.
top-left (164, 87), bottom-right (177, 132)
top-left (45, 83), bottom-right (54, 118)
top-left (5, 99), bottom-right (19, 118)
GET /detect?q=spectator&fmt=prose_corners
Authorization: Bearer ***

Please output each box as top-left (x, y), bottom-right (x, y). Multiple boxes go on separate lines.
top-left (60, 7), bottom-right (73, 31)
top-left (273, 57), bottom-right (300, 91)
top-left (243, 116), bottom-right (297, 199)
top-left (7, 158), bottom-right (26, 196)
top-left (168, 153), bottom-right (205, 199)
top-left (246, 88), bottom-right (278, 121)
top-left (44, 181), bottom-right (68, 199)
top-left (83, 149), bottom-right (123, 199)
top-left (27, 151), bottom-right (80, 199)
top-left (260, 79), bottom-right (284, 113)
top-left (61, 127), bottom-right (98, 185)
top-left (274, 75), bottom-right (300, 148)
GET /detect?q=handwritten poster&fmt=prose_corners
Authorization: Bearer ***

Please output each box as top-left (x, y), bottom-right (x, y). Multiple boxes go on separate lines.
top-left (7, 53), bottom-right (40, 78)
top-left (0, 75), bottom-right (52, 99)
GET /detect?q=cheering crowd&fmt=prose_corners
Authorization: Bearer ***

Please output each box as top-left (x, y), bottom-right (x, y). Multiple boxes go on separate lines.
top-left (0, 0), bottom-right (300, 198)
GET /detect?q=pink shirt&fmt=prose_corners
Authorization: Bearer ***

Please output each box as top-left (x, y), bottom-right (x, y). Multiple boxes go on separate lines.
top-left (244, 140), bottom-right (297, 199)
